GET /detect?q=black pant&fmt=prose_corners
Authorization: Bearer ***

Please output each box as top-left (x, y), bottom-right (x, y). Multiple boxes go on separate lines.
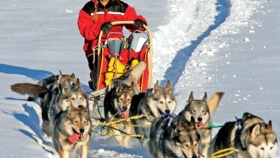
top-left (87, 53), bottom-right (98, 91)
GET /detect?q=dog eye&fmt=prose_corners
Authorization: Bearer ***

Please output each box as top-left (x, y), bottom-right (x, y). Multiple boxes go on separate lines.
top-left (270, 146), bottom-right (273, 150)
top-left (83, 121), bottom-right (88, 124)
top-left (70, 97), bottom-right (75, 101)
top-left (260, 147), bottom-right (264, 150)
top-left (127, 99), bottom-right (131, 102)
top-left (119, 98), bottom-right (124, 102)
top-left (74, 120), bottom-right (79, 124)
top-left (168, 101), bottom-right (171, 104)
top-left (80, 97), bottom-right (84, 100)
top-left (159, 101), bottom-right (163, 104)
top-left (185, 144), bottom-right (189, 148)
top-left (192, 109), bottom-right (196, 113)
top-left (202, 110), bottom-right (205, 114)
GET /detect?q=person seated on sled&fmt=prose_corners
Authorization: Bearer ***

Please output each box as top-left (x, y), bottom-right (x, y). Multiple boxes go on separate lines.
top-left (77, 0), bottom-right (147, 91)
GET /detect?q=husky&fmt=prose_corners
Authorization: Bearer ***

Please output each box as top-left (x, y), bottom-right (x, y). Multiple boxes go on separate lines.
top-left (130, 80), bottom-right (177, 145)
top-left (44, 78), bottom-right (89, 136)
top-left (11, 78), bottom-right (89, 136)
top-left (148, 116), bottom-right (201, 158)
top-left (208, 112), bottom-right (278, 158)
top-left (178, 91), bottom-right (224, 157)
top-left (10, 70), bottom-right (77, 101)
top-left (103, 61), bottom-right (147, 147)
top-left (52, 104), bottom-right (92, 158)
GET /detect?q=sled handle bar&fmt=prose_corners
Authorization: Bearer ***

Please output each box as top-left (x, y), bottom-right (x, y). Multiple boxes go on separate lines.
top-left (96, 21), bottom-right (153, 88)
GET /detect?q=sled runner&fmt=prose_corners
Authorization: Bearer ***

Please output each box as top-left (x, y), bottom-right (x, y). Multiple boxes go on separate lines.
top-left (89, 21), bottom-right (153, 97)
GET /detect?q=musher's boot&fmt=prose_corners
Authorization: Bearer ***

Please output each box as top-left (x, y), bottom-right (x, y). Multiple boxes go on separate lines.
top-left (88, 71), bottom-right (96, 91)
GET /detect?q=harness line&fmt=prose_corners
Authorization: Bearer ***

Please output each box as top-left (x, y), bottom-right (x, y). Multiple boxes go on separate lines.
top-left (91, 114), bottom-right (150, 139)
top-left (211, 147), bottom-right (238, 158)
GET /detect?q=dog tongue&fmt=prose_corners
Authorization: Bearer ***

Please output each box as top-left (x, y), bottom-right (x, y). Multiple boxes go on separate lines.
top-left (197, 122), bottom-right (205, 129)
top-left (68, 133), bottom-right (81, 143)
top-left (122, 110), bottom-right (129, 119)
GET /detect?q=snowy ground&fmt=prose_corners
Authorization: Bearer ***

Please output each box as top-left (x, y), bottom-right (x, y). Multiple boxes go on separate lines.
top-left (0, 0), bottom-right (279, 157)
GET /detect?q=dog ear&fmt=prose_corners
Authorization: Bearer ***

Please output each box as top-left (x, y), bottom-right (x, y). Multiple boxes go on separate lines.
top-left (207, 92), bottom-right (224, 116)
top-left (266, 120), bottom-right (273, 133)
top-left (250, 123), bottom-right (260, 141)
top-left (70, 73), bottom-right (76, 78)
top-left (129, 81), bottom-right (134, 90)
top-left (203, 92), bottom-right (207, 101)
top-left (116, 82), bottom-right (122, 92)
top-left (153, 80), bottom-right (160, 93)
top-left (58, 70), bottom-right (63, 81)
top-left (74, 78), bottom-right (81, 89)
top-left (189, 91), bottom-right (194, 101)
top-left (165, 80), bottom-right (172, 92)
top-left (176, 118), bottom-right (185, 132)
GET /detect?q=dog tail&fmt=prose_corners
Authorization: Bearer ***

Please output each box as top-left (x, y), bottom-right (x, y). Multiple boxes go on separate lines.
top-left (130, 60), bottom-right (147, 81)
top-left (208, 92), bottom-right (224, 116)
top-left (11, 83), bottom-right (49, 99)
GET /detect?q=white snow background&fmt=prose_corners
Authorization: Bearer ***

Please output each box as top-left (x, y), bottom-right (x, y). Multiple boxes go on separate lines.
top-left (0, 0), bottom-right (279, 157)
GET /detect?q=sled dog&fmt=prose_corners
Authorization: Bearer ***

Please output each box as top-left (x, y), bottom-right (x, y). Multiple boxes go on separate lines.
top-left (178, 91), bottom-right (224, 157)
top-left (208, 112), bottom-right (278, 158)
top-left (44, 78), bottom-right (89, 136)
top-left (30, 70), bottom-right (77, 101)
top-left (148, 116), bottom-right (201, 158)
top-left (130, 80), bottom-right (177, 145)
top-left (11, 78), bottom-right (89, 136)
top-left (10, 70), bottom-right (77, 102)
top-left (53, 104), bottom-right (91, 158)
top-left (103, 61), bottom-right (147, 147)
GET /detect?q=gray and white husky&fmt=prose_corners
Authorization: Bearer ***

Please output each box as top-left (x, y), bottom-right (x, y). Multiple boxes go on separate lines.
top-left (208, 112), bottom-right (278, 158)
top-left (52, 104), bottom-right (91, 158)
top-left (178, 91), bottom-right (224, 157)
top-left (130, 80), bottom-right (177, 145)
top-left (11, 78), bottom-right (88, 136)
top-left (148, 116), bottom-right (201, 158)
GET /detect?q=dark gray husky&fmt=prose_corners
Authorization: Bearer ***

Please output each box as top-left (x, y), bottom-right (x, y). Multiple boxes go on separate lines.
top-left (207, 112), bottom-right (278, 158)
top-left (148, 116), bottom-right (201, 158)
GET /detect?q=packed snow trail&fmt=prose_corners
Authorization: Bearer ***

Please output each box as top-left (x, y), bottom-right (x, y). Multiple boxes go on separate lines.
top-left (163, 0), bottom-right (230, 86)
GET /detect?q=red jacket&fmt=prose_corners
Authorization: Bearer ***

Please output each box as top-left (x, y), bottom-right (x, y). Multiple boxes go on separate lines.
top-left (78, 0), bottom-right (147, 57)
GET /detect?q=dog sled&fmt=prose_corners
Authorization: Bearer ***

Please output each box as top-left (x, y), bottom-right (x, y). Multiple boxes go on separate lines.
top-left (89, 21), bottom-right (153, 97)
top-left (87, 21), bottom-right (153, 143)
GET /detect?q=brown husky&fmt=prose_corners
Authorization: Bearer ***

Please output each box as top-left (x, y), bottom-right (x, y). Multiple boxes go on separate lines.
top-left (148, 116), bottom-right (201, 158)
top-left (52, 104), bottom-right (92, 158)
top-left (103, 61), bottom-right (147, 147)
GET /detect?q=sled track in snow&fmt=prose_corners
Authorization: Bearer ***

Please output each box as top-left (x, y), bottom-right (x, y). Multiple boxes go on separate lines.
top-left (163, 0), bottom-right (230, 86)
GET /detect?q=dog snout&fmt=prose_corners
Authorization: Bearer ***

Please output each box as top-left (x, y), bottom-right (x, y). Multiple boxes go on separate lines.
top-left (80, 128), bottom-right (84, 133)
top-left (165, 110), bottom-right (170, 114)
top-left (192, 156), bottom-right (198, 158)
top-left (121, 106), bottom-right (127, 112)
top-left (197, 117), bottom-right (202, 122)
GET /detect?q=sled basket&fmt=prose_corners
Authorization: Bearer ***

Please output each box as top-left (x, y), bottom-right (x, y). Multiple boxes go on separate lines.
top-left (90, 21), bottom-right (153, 95)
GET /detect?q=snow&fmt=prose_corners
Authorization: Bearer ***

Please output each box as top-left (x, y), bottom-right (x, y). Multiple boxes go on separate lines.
top-left (1, 0), bottom-right (279, 157)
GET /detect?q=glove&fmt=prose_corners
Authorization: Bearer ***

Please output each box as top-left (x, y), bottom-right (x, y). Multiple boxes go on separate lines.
top-left (134, 19), bottom-right (146, 29)
top-left (101, 21), bottom-right (112, 33)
